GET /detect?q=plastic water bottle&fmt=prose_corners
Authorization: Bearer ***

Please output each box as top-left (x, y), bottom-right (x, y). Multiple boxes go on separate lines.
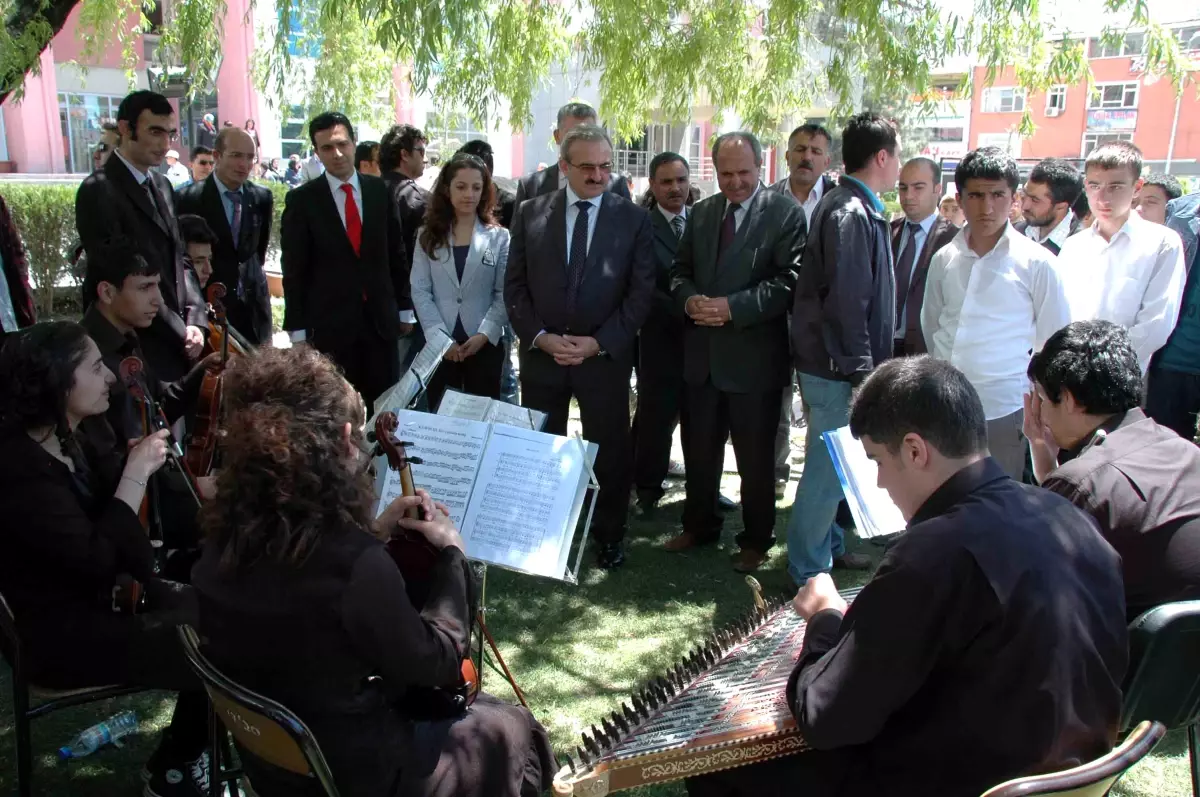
top-left (58, 710), bottom-right (138, 760)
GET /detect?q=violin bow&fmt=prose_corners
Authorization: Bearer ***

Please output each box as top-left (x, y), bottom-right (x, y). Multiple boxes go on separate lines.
top-left (118, 356), bottom-right (204, 509)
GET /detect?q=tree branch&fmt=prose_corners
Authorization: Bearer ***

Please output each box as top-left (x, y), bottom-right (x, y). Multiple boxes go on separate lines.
top-left (1, 0), bottom-right (82, 105)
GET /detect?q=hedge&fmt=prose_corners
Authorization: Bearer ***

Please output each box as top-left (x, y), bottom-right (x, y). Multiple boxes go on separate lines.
top-left (2, 179), bottom-right (290, 319)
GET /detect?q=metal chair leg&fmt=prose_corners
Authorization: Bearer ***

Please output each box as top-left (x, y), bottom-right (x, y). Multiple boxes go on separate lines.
top-left (1189, 722), bottom-right (1200, 797)
top-left (15, 686), bottom-right (33, 797)
top-left (210, 706), bottom-right (223, 797)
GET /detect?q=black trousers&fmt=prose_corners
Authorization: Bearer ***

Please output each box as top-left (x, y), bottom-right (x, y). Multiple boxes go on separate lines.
top-left (633, 322), bottom-right (684, 498)
top-left (520, 355), bottom-right (633, 544)
top-left (323, 322), bottom-right (400, 417)
top-left (426, 340), bottom-right (505, 412)
top-left (680, 380), bottom-right (782, 552)
top-left (1147, 366), bottom-right (1200, 443)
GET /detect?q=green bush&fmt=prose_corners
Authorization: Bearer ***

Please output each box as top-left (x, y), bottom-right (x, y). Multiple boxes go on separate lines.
top-left (3, 184), bottom-right (80, 319)
top-left (255, 179), bottom-right (289, 265)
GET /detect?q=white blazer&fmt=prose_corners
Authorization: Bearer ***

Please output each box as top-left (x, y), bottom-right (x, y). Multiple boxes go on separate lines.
top-left (410, 221), bottom-right (510, 345)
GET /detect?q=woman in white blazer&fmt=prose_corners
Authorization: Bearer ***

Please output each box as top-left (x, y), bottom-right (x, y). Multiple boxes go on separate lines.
top-left (410, 153), bottom-right (510, 409)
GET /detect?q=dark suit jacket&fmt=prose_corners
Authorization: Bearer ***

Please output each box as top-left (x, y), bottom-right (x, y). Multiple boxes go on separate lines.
top-left (646, 209), bottom-right (685, 330)
top-left (280, 173), bottom-right (409, 354)
top-left (76, 153), bottom-right (205, 381)
top-left (504, 190), bottom-right (655, 383)
top-left (380, 171), bottom-right (427, 275)
top-left (891, 215), bottom-right (958, 355)
top-left (513, 167), bottom-right (631, 208)
top-left (1013, 216), bottom-right (1083, 256)
top-left (175, 177), bottom-right (274, 344)
top-left (670, 188), bottom-right (804, 394)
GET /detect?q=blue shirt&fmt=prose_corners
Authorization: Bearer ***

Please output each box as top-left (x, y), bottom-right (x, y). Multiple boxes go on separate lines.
top-left (840, 174), bottom-right (885, 215)
top-left (0, 247), bottom-right (18, 332)
top-left (564, 185), bottom-right (602, 260)
top-left (212, 174), bottom-right (243, 231)
top-left (1156, 246), bottom-right (1200, 375)
top-left (894, 211), bottom-right (939, 337)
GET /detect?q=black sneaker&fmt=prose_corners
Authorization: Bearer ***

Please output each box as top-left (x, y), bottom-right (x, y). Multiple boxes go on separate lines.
top-left (144, 750), bottom-right (210, 797)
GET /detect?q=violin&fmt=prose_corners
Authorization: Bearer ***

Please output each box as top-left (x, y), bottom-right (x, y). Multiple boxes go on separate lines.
top-left (187, 283), bottom-right (243, 476)
top-left (373, 411), bottom-right (480, 710)
top-left (119, 356), bottom-right (204, 511)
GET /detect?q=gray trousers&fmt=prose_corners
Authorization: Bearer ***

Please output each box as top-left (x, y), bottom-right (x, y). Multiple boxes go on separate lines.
top-left (986, 409), bottom-right (1026, 481)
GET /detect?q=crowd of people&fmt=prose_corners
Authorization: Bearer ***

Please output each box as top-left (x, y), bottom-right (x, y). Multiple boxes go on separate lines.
top-left (0, 87), bottom-right (1198, 797)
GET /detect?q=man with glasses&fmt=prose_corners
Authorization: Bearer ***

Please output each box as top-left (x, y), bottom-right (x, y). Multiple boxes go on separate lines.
top-left (504, 124), bottom-right (655, 569)
top-left (513, 102), bottom-right (631, 205)
top-left (91, 121), bottom-right (120, 172)
top-left (1058, 141), bottom-right (1186, 372)
top-left (177, 145), bottom-right (214, 189)
top-left (76, 90), bottom-right (205, 383)
top-left (176, 127), bottom-right (275, 345)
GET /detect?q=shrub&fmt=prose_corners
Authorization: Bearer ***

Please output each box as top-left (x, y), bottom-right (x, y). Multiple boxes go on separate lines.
top-left (2, 183), bottom-right (80, 319)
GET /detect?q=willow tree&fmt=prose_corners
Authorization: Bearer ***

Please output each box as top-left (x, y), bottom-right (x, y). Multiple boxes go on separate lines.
top-left (1, 0), bottom-right (1194, 139)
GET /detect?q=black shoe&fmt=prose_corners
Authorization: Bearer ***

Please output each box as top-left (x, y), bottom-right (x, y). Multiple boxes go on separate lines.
top-left (596, 541), bottom-right (626, 569)
top-left (717, 494), bottom-right (738, 512)
top-left (144, 750), bottom-right (210, 797)
top-left (633, 489), bottom-right (663, 518)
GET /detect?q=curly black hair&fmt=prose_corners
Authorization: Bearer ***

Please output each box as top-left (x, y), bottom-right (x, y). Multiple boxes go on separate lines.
top-left (1027, 320), bottom-right (1143, 414)
top-left (0, 321), bottom-right (93, 438)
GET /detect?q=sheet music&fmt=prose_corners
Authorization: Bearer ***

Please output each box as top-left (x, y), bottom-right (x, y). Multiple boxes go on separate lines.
top-left (374, 411), bottom-right (488, 529)
top-left (370, 328), bottom-right (455, 423)
top-left (437, 389), bottom-right (548, 432)
top-left (410, 327), bottom-right (454, 386)
top-left (822, 426), bottom-right (907, 538)
top-left (459, 425), bottom-right (594, 579)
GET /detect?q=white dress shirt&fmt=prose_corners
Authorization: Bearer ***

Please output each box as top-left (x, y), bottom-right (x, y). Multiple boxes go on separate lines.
top-left (1057, 212), bottom-right (1186, 371)
top-left (921, 223), bottom-right (1072, 420)
top-left (291, 170), bottom-right (414, 343)
top-left (113, 149), bottom-right (153, 185)
top-left (657, 204), bottom-right (687, 227)
top-left (1024, 209), bottom-right (1075, 250)
top-left (729, 183), bottom-right (761, 233)
top-left (564, 185), bottom-right (603, 257)
top-left (894, 211), bottom-right (940, 339)
top-left (798, 176), bottom-right (824, 227)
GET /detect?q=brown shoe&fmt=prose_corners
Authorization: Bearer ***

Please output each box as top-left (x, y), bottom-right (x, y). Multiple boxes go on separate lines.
top-left (664, 532), bottom-right (714, 552)
top-left (833, 552), bottom-right (872, 570)
top-left (731, 549), bottom-right (768, 573)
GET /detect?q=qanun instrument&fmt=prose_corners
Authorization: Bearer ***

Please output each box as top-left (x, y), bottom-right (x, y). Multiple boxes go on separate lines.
top-left (551, 585), bottom-right (862, 796)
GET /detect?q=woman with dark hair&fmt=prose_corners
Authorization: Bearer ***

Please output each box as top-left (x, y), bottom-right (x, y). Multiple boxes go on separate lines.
top-left (244, 118), bottom-right (259, 160)
top-left (410, 153), bottom-right (510, 409)
top-left (0, 321), bottom-right (212, 796)
top-left (193, 346), bottom-right (553, 797)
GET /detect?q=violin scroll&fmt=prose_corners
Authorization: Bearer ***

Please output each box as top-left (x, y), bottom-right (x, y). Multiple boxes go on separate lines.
top-left (373, 412), bottom-right (421, 520)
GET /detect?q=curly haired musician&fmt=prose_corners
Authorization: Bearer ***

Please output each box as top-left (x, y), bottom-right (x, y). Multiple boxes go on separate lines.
top-left (687, 356), bottom-right (1128, 797)
top-left (0, 322), bottom-right (211, 796)
top-left (192, 346), bottom-right (555, 797)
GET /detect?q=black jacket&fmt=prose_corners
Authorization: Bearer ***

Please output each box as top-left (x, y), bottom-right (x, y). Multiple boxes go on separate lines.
top-left (76, 153), bottom-right (206, 381)
top-left (670, 187), bottom-right (804, 393)
top-left (380, 171), bottom-right (427, 276)
top-left (890, 215), bottom-right (958, 356)
top-left (788, 458), bottom-right (1127, 797)
top-left (280, 173), bottom-right (409, 353)
top-left (174, 177), bottom-right (274, 345)
top-left (193, 525), bottom-right (471, 796)
top-left (792, 177), bottom-right (894, 382)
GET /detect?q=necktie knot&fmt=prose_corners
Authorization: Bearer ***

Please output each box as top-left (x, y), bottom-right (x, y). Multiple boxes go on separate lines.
top-left (671, 214), bottom-right (685, 238)
top-left (225, 190), bottom-right (242, 205)
top-left (726, 202), bottom-right (741, 216)
top-left (575, 200), bottom-right (592, 214)
top-left (907, 221), bottom-right (921, 235)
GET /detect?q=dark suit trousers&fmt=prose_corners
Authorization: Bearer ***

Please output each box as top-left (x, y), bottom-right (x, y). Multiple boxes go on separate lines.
top-left (634, 320), bottom-right (685, 497)
top-left (320, 311), bottom-right (400, 416)
top-left (426, 341), bottom-right (505, 412)
top-left (520, 354), bottom-right (632, 544)
top-left (681, 380), bottom-right (781, 552)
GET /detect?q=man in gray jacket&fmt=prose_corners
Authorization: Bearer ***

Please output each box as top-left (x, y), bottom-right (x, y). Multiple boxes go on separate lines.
top-left (786, 112), bottom-right (901, 586)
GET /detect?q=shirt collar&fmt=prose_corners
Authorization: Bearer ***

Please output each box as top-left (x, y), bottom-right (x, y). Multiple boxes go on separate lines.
top-left (806, 175), bottom-right (825, 206)
top-left (81, 304), bottom-right (135, 359)
top-left (840, 174), bottom-right (885, 215)
top-left (910, 210), bottom-right (939, 235)
top-left (565, 184), bottom-right (604, 210)
top-left (907, 458), bottom-right (1010, 527)
top-left (657, 204), bottom-right (686, 224)
top-left (962, 220), bottom-right (1019, 259)
top-left (212, 173), bottom-right (241, 197)
top-left (1087, 211), bottom-right (1140, 244)
top-left (722, 182), bottom-right (761, 212)
top-left (113, 149), bottom-right (151, 185)
top-left (1062, 408), bottom-right (1145, 459)
top-left (1027, 210), bottom-right (1075, 246)
top-left (325, 169), bottom-right (361, 196)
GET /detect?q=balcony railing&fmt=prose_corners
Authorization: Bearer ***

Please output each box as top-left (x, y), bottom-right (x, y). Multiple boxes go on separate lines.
top-left (612, 149), bottom-right (714, 182)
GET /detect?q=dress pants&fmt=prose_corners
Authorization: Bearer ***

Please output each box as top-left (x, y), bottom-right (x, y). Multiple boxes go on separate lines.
top-left (425, 341), bottom-right (505, 412)
top-left (985, 409), bottom-right (1025, 481)
top-left (1147, 366), bottom-right (1200, 443)
top-left (633, 321), bottom-right (685, 500)
top-left (322, 317), bottom-right (400, 417)
top-left (680, 380), bottom-right (781, 553)
top-left (785, 374), bottom-right (852, 584)
top-left (520, 355), bottom-right (633, 544)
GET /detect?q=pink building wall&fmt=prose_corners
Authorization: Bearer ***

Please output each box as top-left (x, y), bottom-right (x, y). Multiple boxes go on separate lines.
top-left (215, 0), bottom-right (263, 137)
top-left (2, 49), bottom-right (66, 173)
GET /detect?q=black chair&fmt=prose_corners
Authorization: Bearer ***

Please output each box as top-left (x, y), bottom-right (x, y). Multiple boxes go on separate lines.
top-left (1120, 599), bottom-right (1200, 797)
top-left (0, 591), bottom-right (147, 797)
top-left (176, 624), bottom-right (340, 797)
top-left (980, 721), bottom-right (1166, 797)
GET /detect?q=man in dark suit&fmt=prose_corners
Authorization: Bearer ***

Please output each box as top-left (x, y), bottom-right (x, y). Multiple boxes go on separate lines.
top-left (76, 90), bottom-right (205, 382)
top-left (513, 102), bottom-right (631, 206)
top-left (668, 132), bottom-right (805, 572)
top-left (378, 124), bottom-right (425, 371)
top-left (505, 125), bottom-right (655, 569)
top-left (893, 157), bottom-right (958, 357)
top-left (175, 127), bottom-right (274, 345)
top-left (632, 152), bottom-right (691, 516)
top-left (281, 112), bottom-right (410, 415)
top-left (1016, 158), bottom-right (1083, 255)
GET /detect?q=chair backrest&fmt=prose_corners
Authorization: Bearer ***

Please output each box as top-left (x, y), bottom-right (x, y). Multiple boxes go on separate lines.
top-left (0, 590), bottom-right (24, 678)
top-left (1121, 599), bottom-right (1200, 731)
top-left (176, 625), bottom-right (341, 797)
top-left (980, 721), bottom-right (1166, 797)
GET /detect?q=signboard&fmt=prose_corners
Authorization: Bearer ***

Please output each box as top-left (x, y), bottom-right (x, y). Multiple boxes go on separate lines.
top-left (1087, 109), bottom-right (1138, 131)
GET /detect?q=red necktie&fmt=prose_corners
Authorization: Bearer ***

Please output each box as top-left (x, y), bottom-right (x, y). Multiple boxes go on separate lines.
top-left (341, 183), bottom-right (362, 256)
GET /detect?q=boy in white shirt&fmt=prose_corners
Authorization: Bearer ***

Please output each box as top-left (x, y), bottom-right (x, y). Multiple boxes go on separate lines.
top-left (1057, 142), bottom-right (1186, 371)
top-left (921, 147), bottom-right (1072, 480)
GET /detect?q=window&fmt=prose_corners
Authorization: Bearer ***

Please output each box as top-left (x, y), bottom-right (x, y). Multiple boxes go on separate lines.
top-left (1089, 82), bottom-right (1139, 110)
top-left (279, 104), bottom-right (308, 158)
top-left (977, 132), bottom-right (1021, 157)
top-left (426, 110), bottom-right (487, 164)
top-left (927, 126), bottom-right (965, 143)
top-left (58, 93), bottom-right (123, 173)
top-left (981, 87), bottom-right (1025, 113)
top-left (1082, 132), bottom-right (1134, 156)
top-left (1176, 26), bottom-right (1200, 52)
top-left (1046, 85), bottom-right (1067, 114)
top-left (1088, 32), bottom-right (1145, 58)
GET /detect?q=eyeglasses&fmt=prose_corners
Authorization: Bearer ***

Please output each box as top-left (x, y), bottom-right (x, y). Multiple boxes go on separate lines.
top-left (568, 161), bottom-right (614, 174)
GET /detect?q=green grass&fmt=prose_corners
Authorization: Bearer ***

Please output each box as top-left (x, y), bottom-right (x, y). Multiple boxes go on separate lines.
top-left (1, 476), bottom-right (1194, 795)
